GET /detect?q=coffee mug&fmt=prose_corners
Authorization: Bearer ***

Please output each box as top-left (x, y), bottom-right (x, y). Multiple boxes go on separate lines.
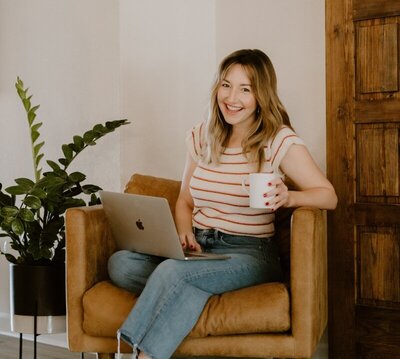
top-left (242, 173), bottom-right (277, 209)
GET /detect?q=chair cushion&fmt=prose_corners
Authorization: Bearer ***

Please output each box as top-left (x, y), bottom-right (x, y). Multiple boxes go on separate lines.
top-left (82, 281), bottom-right (290, 338)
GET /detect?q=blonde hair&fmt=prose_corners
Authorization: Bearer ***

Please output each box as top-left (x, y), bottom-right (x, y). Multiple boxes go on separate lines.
top-left (203, 49), bottom-right (292, 172)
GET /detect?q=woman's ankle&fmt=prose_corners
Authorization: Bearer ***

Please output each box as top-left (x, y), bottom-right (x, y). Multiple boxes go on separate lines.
top-left (138, 350), bottom-right (151, 359)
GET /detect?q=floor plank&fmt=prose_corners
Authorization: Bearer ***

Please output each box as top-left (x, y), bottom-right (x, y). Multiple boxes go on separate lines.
top-left (0, 334), bottom-right (97, 359)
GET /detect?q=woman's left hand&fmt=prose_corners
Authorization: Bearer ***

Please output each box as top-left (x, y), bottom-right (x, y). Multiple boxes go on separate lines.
top-left (264, 177), bottom-right (290, 210)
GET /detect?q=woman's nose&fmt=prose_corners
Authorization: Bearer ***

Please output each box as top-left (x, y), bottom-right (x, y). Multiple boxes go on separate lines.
top-left (226, 88), bottom-right (238, 102)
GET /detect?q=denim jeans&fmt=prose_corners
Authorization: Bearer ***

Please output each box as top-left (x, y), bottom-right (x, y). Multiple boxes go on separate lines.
top-left (108, 229), bottom-right (283, 359)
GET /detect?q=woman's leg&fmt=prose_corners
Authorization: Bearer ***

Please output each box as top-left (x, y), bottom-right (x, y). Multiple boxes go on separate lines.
top-left (119, 253), bottom-right (274, 359)
top-left (108, 250), bottom-right (163, 294)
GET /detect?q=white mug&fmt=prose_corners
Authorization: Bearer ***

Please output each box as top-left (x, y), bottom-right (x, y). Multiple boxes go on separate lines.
top-left (242, 173), bottom-right (277, 209)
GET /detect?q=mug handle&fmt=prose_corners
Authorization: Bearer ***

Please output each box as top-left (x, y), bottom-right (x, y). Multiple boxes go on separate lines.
top-left (241, 176), bottom-right (249, 194)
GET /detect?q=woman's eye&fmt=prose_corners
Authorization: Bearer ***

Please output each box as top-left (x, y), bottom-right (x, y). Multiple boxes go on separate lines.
top-left (221, 83), bottom-right (230, 88)
top-left (242, 87), bottom-right (251, 93)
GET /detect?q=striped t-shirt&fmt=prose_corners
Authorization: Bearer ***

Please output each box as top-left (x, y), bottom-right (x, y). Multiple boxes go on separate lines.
top-left (186, 122), bottom-right (305, 238)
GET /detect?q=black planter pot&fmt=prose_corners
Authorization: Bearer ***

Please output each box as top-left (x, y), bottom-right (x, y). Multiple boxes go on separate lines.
top-left (9, 263), bottom-right (66, 334)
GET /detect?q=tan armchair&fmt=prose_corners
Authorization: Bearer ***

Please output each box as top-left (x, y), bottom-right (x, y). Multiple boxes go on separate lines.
top-left (65, 173), bottom-right (327, 359)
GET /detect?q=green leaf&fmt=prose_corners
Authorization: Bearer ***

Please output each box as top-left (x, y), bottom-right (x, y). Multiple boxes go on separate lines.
top-left (15, 178), bottom-right (35, 189)
top-left (68, 143), bottom-right (78, 152)
top-left (33, 141), bottom-right (45, 157)
top-left (30, 104), bottom-right (40, 113)
top-left (40, 175), bottom-right (66, 189)
top-left (31, 129), bottom-right (40, 143)
top-left (28, 110), bottom-right (36, 124)
top-left (19, 208), bottom-right (35, 222)
top-left (89, 193), bottom-right (101, 206)
top-left (62, 144), bottom-right (73, 160)
top-left (3, 253), bottom-right (18, 264)
top-left (59, 198), bottom-right (86, 212)
top-left (1, 206), bottom-right (19, 217)
top-left (23, 196), bottom-right (42, 209)
top-left (46, 160), bottom-right (61, 172)
top-left (0, 216), bottom-right (14, 229)
top-left (43, 169), bottom-right (67, 180)
top-left (30, 187), bottom-right (47, 199)
top-left (106, 119), bottom-right (130, 129)
top-left (16, 86), bottom-right (25, 99)
top-left (82, 184), bottom-right (102, 194)
top-left (0, 190), bottom-right (14, 207)
top-left (58, 158), bottom-right (68, 166)
top-left (31, 122), bottom-right (43, 132)
top-left (73, 135), bottom-right (84, 151)
top-left (23, 97), bottom-right (31, 112)
top-left (83, 130), bottom-right (95, 144)
top-left (5, 185), bottom-right (28, 195)
top-left (35, 153), bottom-right (44, 167)
top-left (93, 124), bottom-right (107, 135)
top-left (16, 77), bottom-right (24, 90)
top-left (62, 185), bottom-right (82, 198)
top-left (69, 172), bottom-right (86, 183)
top-left (11, 218), bottom-right (24, 236)
top-left (105, 121), bottom-right (117, 129)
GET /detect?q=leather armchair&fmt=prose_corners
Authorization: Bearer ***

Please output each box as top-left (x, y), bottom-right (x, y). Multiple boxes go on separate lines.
top-left (65, 173), bottom-right (327, 359)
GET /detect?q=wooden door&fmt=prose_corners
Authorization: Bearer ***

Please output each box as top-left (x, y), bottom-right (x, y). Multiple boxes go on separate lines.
top-left (327, 0), bottom-right (400, 358)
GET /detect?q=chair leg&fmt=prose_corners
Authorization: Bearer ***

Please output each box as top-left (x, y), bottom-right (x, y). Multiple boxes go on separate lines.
top-left (96, 354), bottom-right (114, 359)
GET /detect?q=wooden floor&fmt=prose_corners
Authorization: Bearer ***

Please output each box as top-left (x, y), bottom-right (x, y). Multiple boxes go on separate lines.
top-left (0, 334), bottom-right (97, 359)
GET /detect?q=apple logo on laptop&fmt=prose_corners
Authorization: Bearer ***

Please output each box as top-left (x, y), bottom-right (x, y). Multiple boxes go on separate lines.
top-left (136, 219), bottom-right (144, 230)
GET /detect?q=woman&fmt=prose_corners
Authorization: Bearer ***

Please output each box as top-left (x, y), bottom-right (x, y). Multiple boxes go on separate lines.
top-left (109, 49), bottom-right (337, 359)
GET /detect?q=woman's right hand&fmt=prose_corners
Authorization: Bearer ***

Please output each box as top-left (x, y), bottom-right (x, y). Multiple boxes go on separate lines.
top-left (179, 232), bottom-right (202, 252)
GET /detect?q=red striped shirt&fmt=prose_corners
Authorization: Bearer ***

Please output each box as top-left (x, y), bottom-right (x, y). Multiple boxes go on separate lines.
top-left (186, 123), bottom-right (304, 237)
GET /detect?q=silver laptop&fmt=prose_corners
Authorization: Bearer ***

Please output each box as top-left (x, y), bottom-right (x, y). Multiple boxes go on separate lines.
top-left (99, 191), bottom-right (229, 261)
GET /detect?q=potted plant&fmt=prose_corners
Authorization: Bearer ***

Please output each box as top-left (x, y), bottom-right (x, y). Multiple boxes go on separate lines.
top-left (0, 77), bottom-right (129, 335)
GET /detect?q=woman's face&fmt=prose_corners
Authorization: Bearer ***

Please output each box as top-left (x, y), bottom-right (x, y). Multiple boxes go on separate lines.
top-left (217, 64), bottom-right (257, 131)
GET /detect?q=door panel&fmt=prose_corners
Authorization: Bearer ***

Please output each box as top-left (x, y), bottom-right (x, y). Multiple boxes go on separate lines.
top-left (356, 226), bottom-right (400, 307)
top-left (356, 123), bottom-right (399, 203)
top-left (356, 21), bottom-right (398, 95)
top-left (355, 17), bottom-right (400, 101)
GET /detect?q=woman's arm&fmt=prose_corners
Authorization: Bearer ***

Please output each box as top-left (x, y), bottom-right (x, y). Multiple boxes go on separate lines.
top-left (269, 144), bottom-right (338, 210)
top-left (175, 153), bottom-right (202, 251)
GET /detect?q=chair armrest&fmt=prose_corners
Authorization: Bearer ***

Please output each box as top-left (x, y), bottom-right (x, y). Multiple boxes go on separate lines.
top-left (290, 206), bottom-right (327, 354)
top-left (65, 205), bottom-right (116, 349)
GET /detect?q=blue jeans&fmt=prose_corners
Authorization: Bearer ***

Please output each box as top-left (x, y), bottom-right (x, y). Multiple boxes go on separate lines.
top-left (108, 229), bottom-right (283, 359)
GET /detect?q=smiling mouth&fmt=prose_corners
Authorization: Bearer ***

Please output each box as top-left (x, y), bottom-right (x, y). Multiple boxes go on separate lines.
top-left (226, 104), bottom-right (243, 112)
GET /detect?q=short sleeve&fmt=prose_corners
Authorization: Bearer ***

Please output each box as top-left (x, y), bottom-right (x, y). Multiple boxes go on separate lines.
top-left (269, 126), bottom-right (305, 175)
top-left (185, 122), bottom-right (204, 163)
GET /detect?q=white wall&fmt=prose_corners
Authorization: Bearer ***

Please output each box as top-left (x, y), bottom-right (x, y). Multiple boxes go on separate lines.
top-left (120, 0), bottom-right (326, 186)
top-left (0, 0), bottom-right (120, 338)
top-left (119, 0), bottom-right (217, 184)
top-left (216, 0), bottom-right (326, 171)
